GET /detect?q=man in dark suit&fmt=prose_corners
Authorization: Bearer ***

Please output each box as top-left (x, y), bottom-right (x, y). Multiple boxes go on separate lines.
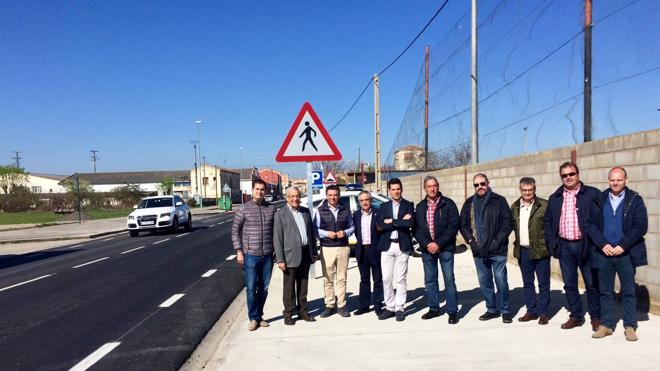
top-left (415, 175), bottom-right (460, 324)
top-left (352, 190), bottom-right (383, 316)
top-left (544, 161), bottom-right (601, 331)
top-left (377, 178), bottom-right (415, 322)
top-left (273, 187), bottom-right (319, 325)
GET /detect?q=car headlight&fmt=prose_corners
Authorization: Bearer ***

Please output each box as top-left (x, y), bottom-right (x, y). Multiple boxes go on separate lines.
top-left (128, 215), bottom-right (135, 220)
top-left (160, 213), bottom-right (171, 218)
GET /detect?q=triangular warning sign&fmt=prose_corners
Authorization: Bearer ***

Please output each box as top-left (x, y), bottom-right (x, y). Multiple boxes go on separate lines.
top-left (324, 170), bottom-right (337, 184)
top-left (275, 102), bottom-right (342, 162)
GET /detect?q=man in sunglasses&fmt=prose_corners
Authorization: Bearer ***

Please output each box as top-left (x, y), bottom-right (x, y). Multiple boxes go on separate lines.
top-left (544, 161), bottom-right (601, 331)
top-left (460, 173), bottom-right (514, 323)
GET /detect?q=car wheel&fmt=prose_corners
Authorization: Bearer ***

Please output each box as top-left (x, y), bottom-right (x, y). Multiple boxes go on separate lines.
top-left (129, 230), bottom-right (139, 237)
top-left (171, 217), bottom-right (179, 233)
top-left (184, 214), bottom-right (192, 232)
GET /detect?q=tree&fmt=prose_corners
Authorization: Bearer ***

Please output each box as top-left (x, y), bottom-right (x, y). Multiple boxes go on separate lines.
top-left (111, 184), bottom-right (143, 208)
top-left (0, 165), bottom-right (28, 194)
top-left (157, 178), bottom-right (175, 195)
top-left (432, 142), bottom-right (471, 169)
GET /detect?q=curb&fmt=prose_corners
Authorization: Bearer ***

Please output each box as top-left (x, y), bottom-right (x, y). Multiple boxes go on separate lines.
top-left (0, 229), bottom-right (127, 244)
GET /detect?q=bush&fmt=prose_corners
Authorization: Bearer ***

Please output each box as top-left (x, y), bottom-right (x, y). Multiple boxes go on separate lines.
top-left (187, 198), bottom-right (197, 208)
top-left (0, 185), bottom-right (38, 212)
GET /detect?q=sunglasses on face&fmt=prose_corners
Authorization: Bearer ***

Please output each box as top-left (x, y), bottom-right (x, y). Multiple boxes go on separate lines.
top-left (473, 182), bottom-right (487, 188)
top-left (560, 172), bottom-right (577, 179)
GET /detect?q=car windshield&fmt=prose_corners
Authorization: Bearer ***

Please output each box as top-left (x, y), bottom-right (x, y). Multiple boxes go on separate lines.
top-left (138, 198), bottom-right (173, 208)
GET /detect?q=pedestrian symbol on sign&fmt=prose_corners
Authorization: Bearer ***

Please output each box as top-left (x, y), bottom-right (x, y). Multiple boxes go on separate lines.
top-left (299, 122), bottom-right (318, 152)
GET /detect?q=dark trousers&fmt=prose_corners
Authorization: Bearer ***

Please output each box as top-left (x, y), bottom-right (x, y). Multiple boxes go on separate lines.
top-left (518, 247), bottom-right (551, 316)
top-left (282, 252), bottom-right (311, 317)
top-left (357, 247), bottom-right (383, 310)
top-left (422, 250), bottom-right (458, 314)
top-left (558, 239), bottom-right (600, 320)
top-left (596, 253), bottom-right (637, 329)
top-left (243, 254), bottom-right (273, 321)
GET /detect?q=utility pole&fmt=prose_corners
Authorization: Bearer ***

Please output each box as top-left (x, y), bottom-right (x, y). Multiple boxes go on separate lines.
top-left (11, 151), bottom-right (22, 168)
top-left (523, 127), bottom-right (528, 153)
top-left (374, 74), bottom-right (382, 193)
top-left (471, 0), bottom-right (479, 164)
top-left (424, 45), bottom-right (430, 171)
top-left (202, 156), bottom-right (207, 205)
top-left (190, 140), bottom-right (198, 198)
top-left (89, 150), bottom-right (99, 173)
top-left (196, 120), bottom-right (203, 210)
top-left (584, 0), bottom-right (593, 142)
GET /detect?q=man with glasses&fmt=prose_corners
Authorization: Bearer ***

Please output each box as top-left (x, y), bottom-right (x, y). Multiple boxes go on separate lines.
top-left (544, 161), bottom-right (601, 331)
top-left (511, 177), bottom-right (551, 325)
top-left (415, 175), bottom-right (460, 324)
top-left (460, 173), bottom-right (514, 323)
top-left (352, 190), bottom-right (383, 316)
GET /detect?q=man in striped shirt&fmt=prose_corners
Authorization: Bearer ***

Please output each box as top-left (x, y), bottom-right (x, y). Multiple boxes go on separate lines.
top-left (544, 161), bottom-right (602, 331)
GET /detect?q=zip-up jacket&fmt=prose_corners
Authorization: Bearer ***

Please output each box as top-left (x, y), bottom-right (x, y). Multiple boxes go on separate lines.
top-left (231, 199), bottom-right (275, 256)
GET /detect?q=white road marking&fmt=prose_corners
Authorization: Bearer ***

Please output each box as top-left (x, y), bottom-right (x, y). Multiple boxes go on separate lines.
top-left (201, 269), bottom-right (217, 277)
top-left (0, 274), bottom-right (53, 293)
top-left (226, 254), bottom-right (236, 261)
top-left (209, 224), bottom-right (215, 227)
top-left (153, 239), bottom-right (170, 245)
top-left (69, 342), bottom-right (121, 371)
top-left (176, 233), bottom-right (189, 238)
top-left (72, 257), bottom-right (109, 269)
top-left (101, 237), bottom-right (114, 242)
top-left (159, 293), bottom-right (185, 308)
top-left (120, 246), bottom-right (146, 254)
top-left (69, 244), bottom-right (84, 249)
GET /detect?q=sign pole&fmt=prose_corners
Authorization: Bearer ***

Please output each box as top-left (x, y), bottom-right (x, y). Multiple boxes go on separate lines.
top-left (306, 161), bottom-right (316, 278)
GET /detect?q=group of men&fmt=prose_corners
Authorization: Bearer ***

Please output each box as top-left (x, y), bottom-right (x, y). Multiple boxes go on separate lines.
top-left (231, 161), bottom-right (648, 342)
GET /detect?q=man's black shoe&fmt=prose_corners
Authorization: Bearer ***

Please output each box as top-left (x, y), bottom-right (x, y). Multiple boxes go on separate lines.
top-left (354, 307), bottom-right (370, 316)
top-left (395, 310), bottom-right (405, 322)
top-left (502, 314), bottom-right (513, 324)
top-left (374, 308), bottom-right (383, 317)
top-left (284, 317), bottom-right (296, 326)
top-left (320, 307), bottom-right (336, 318)
top-left (338, 307), bottom-right (351, 318)
top-left (421, 310), bottom-right (441, 320)
top-left (479, 311), bottom-right (500, 321)
top-left (378, 309), bottom-right (395, 320)
top-left (448, 314), bottom-right (459, 324)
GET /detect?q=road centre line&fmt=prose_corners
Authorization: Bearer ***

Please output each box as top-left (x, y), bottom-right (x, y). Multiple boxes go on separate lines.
top-left (209, 224), bottom-right (215, 227)
top-left (72, 257), bottom-right (110, 269)
top-left (69, 244), bottom-right (85, 249)
top-left (226, 254), bottom-right (236, 261)
top-left (120, 246), bottom-right (146, 254)
top-left (176, 233), bottom-right (189, 238)
top-left (153, 239), bottom-right (170, 245)
top-left (69, 342), bottom-right (121, 371)
top-left (101, 237), bottom-right (114, 242)
top-left (0, 274), bottom-right (53, 293)
top-left (159, 293), bottom-right (185, 308)
top-left (201, 269), bottom-right (217, 277)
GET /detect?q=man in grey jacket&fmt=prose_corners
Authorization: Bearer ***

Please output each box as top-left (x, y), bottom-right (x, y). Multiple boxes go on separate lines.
top-left (231, 179), bottom-right (276, 331)
top-left (274, 187), bottom-right (318, 325)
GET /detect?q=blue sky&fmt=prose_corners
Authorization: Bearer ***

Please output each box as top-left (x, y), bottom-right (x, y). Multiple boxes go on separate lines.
top-left (1, 1), bottom-right (658, 178)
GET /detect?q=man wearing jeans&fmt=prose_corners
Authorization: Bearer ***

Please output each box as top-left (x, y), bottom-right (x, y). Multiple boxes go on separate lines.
top-left (415, 175), bottom-right (460, 324)
top-left (460, 173), bottom-right (514, 323)
top-left (231, 179), bottom-right (276, 331)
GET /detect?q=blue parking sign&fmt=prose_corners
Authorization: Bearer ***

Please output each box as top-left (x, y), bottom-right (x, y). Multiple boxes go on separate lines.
top-left (312, 170), bottom-right (323, 189)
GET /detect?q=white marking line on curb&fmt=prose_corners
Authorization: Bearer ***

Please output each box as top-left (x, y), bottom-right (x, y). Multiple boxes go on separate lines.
top-left (69, 244), bottom-right (84, 249)
top-left (209, 224), bottom-right (215, 227)
top-left (201, 269), bottom-right (217, 277)
top-left (153, 239), bottom-right (170, 245)
top-left (176, 233), bottom-right (189, 238)
top-left (159, 294), bottom-right (185, 308)
top-left (0, 274), bottom-right (53, 292)
top-left (226, 254), bottom-right (236, 261)
top-left (120, 246), bottom-right (146, 254)
top-left (69, 342), bottom-right (121, 371)
top-left (101, 237), bottom-right (114, 242)
top-left (72, 257), bottom-right (109, 269)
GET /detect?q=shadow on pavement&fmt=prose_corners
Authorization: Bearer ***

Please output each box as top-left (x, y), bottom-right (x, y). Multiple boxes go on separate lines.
top-left (0, 250), bottom-right (78, 270)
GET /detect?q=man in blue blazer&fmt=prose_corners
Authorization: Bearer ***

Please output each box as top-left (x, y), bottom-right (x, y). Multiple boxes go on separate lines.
top-left (352, 191), bottom-right (383, 316)
top-left (376, 178), bottom-right (415, 322)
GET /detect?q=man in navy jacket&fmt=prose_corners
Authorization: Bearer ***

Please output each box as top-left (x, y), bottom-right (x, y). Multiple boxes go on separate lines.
top-left (377, 178), bottom-right (415, 322)
top-left (415, 175), bottom-right (460, 324)
top-left (587, 167), bottom-right (647, 341)
top-left (544, 161), bottom-right (601, 331)
top-left (352, 191), bottom-right (383, 316)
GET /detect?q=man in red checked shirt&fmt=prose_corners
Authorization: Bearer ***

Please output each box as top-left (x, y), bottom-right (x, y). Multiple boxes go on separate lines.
top-left (544, 161), bottom-right (602, 331)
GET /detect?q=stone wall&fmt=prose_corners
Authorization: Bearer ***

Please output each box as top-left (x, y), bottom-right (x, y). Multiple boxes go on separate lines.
top-left (371, 128), bottom-right (660, 313)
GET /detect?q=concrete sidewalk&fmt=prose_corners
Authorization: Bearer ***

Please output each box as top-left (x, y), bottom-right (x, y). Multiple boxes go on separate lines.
top-left (189, 251), bottom-right (660, 371)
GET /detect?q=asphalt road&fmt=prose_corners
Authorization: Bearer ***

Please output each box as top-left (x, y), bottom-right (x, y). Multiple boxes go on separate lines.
top-left (0, 212), bottom-right (243, 371)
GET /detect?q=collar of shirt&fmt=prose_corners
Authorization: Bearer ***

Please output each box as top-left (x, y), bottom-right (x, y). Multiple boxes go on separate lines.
top-left (427, 196), bottom-right (441, 206)
top-left (521, 198), bottom-right (535, 208)
top-left (361, 208), bottom-right (372, 215)
top-left (327, 203), bottom-right (340, 212)
top-left (609, 189), bottom-right (625, 201)
top-left (563, 183), bottom-right (581, 195)
top-left (287, 204), bottom-right (300, 213)
top-left (392, 199), bottom-right (401, 206)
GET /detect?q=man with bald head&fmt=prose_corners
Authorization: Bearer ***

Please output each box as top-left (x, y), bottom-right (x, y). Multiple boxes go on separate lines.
top-left (587, 167), bottom-right (648, 341)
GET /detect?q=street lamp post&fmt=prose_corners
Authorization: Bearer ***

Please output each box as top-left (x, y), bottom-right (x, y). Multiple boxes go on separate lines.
top-left (190, 140), bottom-right (198, 199)
top-left (196, 120), bottom-right (203, 210)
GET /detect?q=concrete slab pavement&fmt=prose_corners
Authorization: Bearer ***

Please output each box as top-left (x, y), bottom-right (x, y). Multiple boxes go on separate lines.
top-left (190, 251), bottom-right (660, 371)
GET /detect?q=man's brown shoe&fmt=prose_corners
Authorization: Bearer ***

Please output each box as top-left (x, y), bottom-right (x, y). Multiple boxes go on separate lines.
top-left (518, 312), bottom-right (539, 322)
top-left (284, 316), bottom-right (296, 326)
top-left (298, 313), bottom-right (316, 322)
top-left (561, 317), bottom-right (585, 329)
top-left (590, 319), bottom-right (601, 332)
top-left (592, 326), bottom-right (613, 338)
top-left (248, 320), bottom-right (259, 331)
top-left (538, 315), bottom-right (549, 325)
top-left (259, 320), bottom-right (269, 328)
top-left (624, 327), bottom-right (638, 341)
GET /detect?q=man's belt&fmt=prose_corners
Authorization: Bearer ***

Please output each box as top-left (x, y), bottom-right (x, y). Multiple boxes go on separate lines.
top-left (559, 237), bottom-right (582, 242)
top-left (390, 238), bottom-right (400, 243)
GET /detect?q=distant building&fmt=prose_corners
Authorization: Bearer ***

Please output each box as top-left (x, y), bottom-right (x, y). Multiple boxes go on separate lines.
top-left (258, 168), bottom-right (283, 198)
top-left (26, 173), bottom-right (67, 194)
top-left (190, 164), bottom-right (241, 203)
top-left (394, 144), bottom-right (424, 171)
top-left (60, 170), bottom-right (190, 196)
